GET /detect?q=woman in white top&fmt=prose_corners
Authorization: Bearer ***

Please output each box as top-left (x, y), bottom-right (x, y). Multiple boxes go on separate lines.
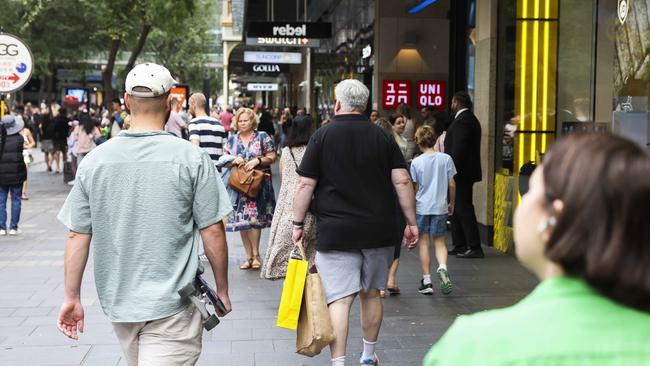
top-left (389, 113), bottom-right (408, 159)
top-left (398, 103), bottom-right (417, 160)
top-left (19, 125), bottom-right (35, 200)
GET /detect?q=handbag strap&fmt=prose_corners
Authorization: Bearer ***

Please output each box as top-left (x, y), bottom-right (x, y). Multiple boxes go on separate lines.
top-left (288, 147), bottom-right (299, 169)
top-left (292, 239), bottom-right (307, 261)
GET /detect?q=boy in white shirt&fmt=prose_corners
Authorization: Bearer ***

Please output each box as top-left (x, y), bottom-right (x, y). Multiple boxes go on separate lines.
top-left (410, 126), bottom-right (457, 295)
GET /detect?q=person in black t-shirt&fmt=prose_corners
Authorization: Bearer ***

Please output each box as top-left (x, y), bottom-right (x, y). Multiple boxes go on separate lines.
top-left (292, 79), bottom-right (418, 366)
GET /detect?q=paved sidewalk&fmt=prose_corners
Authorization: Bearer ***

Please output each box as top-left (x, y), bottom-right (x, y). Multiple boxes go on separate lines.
top-left (0, 156), bottom-right (537, 366)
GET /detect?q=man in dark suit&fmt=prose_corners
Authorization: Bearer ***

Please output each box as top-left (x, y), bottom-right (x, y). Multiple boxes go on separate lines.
top-left (444, 92), bottom-right (484, 258)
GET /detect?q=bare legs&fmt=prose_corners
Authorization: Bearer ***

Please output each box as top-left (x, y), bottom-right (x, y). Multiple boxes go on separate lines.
top-left (386, 259), bottom-right (400, 290)
top-left (239, 228), bottom-right (262, 269)
top-left (328, 295), bottom-right (355, 358)
top-left (419, 234), bottom-right (431, 275)
top-left (22, 180), bottom-right (29, 199)
top-left (328, 291), bottom-right (383, 360)
top-left (52, 151), bottom-right (61, 173)
top-left (359, 289), bottom-right (382, 342)
top-left (419, 234), bottom-right (448, 275)
top-left (44, 152), bottom-right (51, 171)
top-left (433, 236), bottom-right (448, 267)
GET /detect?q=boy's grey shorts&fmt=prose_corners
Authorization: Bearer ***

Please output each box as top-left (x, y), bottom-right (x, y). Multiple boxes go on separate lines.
top-left (316, 247), bottom-right (394, 304)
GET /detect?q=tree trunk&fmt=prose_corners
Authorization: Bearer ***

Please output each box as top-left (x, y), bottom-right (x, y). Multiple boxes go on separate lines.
top-left (102, 36), bottom-right (121, 109)
top-left (45, 61), bottom-right (56, 103)
top-left (123, 24), bottom-right (152, 78)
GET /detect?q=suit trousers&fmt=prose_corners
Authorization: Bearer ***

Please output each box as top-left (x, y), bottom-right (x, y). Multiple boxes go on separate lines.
top-left (450, 180), bottom-right (481, 250)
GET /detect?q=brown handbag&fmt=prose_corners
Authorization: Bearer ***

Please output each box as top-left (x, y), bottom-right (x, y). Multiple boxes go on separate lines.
top-left (228, 164), bottom-right (267, 199)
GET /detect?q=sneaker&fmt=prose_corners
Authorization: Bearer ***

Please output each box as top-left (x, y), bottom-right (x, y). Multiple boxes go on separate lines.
top-left (9, 229), bottom-right (20, 236)
top-left (360, 353), bottom-right (379, 365)
top-left (0, 230), bottom-right (6, 236)
top-left (418, 279), bottom-right (434, 295)
top-left (437, 268), bottom-right (453, 295)
top-left (199, 254), bottom-right (208, 262)
top-left (67, 180), bottom-right (75, 186)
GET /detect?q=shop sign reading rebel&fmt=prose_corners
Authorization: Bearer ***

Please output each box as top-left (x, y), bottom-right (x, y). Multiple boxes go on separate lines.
top-left (0, 33), bottom-right (34, 94)
top-left (245, 37), bottom-right (320, 48)
top-left (382, 80), bottom-right (411, 109)
top-left (416, 80), bottom-right (446, 109)
top-left (244, 63), bottom-right (289, 75)
top-left (244, 51), bottom-right (302, 64)
top-left (247, 22), bottom-right (332, 39)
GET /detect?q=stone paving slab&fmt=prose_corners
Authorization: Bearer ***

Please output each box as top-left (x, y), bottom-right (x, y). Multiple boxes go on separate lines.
top-left (0, 154), bottom-right (538, 365)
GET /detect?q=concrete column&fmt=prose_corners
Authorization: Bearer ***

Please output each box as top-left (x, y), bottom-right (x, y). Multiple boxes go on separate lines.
top-left (222, 41), bottom-right (240, 106)
top-left (473, 0), bottom-right (498, 244)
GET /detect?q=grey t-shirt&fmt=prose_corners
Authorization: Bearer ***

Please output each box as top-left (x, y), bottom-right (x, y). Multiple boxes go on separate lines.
top-left (58, 130), bottom-right (232, 322)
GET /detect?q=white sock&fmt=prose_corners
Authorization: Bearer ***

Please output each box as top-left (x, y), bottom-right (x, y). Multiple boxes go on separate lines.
top-left (362, 339), bottom-right (377, 359)
top-left (422, 274), bottom-right (432, 285)
top-left (438, 264), bottom-right (447, 271)
top-left (331, 356), bottom-right (345, 366)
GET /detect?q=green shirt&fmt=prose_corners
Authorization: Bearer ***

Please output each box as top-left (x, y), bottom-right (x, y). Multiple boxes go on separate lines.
top-left (424, 276), bottom-right (650, 366)
top-left (58, 131), bottom-right (232, 322)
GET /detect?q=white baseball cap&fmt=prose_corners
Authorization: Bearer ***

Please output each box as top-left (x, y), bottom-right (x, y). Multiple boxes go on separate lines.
top-left (125, 63), bottom-right (175, 98)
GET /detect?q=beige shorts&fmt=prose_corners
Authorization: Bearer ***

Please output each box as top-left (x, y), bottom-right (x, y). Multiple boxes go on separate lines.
top-left (112, 305), bottom-right (203, 366)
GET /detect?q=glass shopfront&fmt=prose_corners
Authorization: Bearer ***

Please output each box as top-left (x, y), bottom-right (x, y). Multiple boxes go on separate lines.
top-left (493, 0), bottom-right (649, 251)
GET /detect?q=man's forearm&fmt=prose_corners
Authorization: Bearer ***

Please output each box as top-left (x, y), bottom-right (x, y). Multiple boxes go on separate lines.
top-left (63, 232), bottom-right (92, 301)
top-left (392, 169), bottom-right (417, 226)
top-left (293, 177), bottom-right (317, 222)
top-left (202, 222), bottom-right (229, 294)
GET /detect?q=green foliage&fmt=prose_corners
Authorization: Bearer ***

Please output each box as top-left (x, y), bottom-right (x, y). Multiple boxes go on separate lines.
top-left (0, 0), bottom-right (222, 92)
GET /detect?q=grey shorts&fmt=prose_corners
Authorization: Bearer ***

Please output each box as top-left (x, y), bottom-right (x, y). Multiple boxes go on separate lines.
top-left (316, 247), bottom-right (393, 304)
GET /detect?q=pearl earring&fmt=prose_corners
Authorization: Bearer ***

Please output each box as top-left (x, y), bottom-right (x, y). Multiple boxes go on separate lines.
top-left (537, 216), bottom-right (557, 234)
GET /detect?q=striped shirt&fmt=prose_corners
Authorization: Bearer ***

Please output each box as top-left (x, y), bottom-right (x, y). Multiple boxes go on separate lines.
top-left (188, 117), bottom-right (227, 167)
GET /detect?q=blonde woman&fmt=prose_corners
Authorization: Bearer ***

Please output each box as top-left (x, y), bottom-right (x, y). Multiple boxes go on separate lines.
top-left (224, 108), bottom-right (277, 270)
top-left (19, 125), bottom-right (35, 200)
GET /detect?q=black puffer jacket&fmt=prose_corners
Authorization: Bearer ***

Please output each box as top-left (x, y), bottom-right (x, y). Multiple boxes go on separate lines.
top-left (0, 133), bottom-right (27, 185)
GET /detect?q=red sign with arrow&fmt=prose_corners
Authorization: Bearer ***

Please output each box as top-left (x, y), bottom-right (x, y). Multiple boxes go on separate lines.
top-left (0, 73), bottom-right (20, 84)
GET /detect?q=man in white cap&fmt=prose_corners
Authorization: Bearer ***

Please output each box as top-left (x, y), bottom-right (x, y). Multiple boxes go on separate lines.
top-left (56, 63), bottom-right (233, 365)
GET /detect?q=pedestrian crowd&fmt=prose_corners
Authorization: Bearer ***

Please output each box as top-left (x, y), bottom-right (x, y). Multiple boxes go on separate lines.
top-left (2, 62), bottom-right (641, 366)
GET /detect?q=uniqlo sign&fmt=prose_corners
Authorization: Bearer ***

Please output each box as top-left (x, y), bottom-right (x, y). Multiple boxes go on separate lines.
top-left (417, 80), bottom-right (446, 109)
top-left (382, 80), bottom-right (411, 109)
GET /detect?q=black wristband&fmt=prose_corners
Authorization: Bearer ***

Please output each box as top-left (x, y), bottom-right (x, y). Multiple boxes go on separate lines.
top-left (292, 220), bottom-right (304, 227)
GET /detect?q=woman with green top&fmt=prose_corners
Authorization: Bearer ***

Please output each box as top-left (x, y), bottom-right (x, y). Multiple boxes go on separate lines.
top-left (424, 133), bottom-right (650, 365)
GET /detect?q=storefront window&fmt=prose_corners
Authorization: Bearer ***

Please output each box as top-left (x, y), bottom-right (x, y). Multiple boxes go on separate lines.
top-left (610, 0), bottom-right (650, 150)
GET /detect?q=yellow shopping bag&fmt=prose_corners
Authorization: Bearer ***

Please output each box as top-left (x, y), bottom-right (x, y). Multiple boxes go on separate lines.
top-left (276, 241), bottom-right (309, 330)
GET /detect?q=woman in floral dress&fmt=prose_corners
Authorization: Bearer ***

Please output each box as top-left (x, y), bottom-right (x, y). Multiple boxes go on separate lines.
top-left (261, 115), bottom-right (316, 280)
top-left (225, 108), bottom-right (277, 270)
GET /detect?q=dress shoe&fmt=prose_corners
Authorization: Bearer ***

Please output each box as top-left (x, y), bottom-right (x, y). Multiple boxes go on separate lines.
top-left (447, 246), bottom-right (468, 255)
top-left (456, 248), bottom-right (485, 258)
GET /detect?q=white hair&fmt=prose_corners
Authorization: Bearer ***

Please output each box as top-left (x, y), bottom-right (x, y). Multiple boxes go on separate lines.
top-left (335, 79), bottom-right (369, 113)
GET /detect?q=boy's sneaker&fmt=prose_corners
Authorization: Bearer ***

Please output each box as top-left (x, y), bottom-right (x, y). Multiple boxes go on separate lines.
top-left (9, 229), bottom-right (20, 236)
top-left (437, 268), bottom-right (453, 295)
top-left (360, 353), bottom-right (379, 365)
top-left (0, 230), bottom-right (6, 236)
top-left (418, 279), bottom-right (434, 295)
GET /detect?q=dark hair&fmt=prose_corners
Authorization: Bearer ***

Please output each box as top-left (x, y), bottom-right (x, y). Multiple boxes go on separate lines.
top-left (397, 103), bottom-right (411, 119)
top-left (79, 113), bottom-right (96, 134)
top-left (452, 91), bottom-right (473, 109)
top-left (112, 98), bottom-right (121, 105)
top-left (543, 133), bottom-right (650, 312)
top-left (415, 125), bottom-right (436, 148)
top-left (285, 115), bottom-right (314, 147)
top-left (388, 113), bottom-right (404, 126)
top-left (432, 110), bottom-right (449, 137)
